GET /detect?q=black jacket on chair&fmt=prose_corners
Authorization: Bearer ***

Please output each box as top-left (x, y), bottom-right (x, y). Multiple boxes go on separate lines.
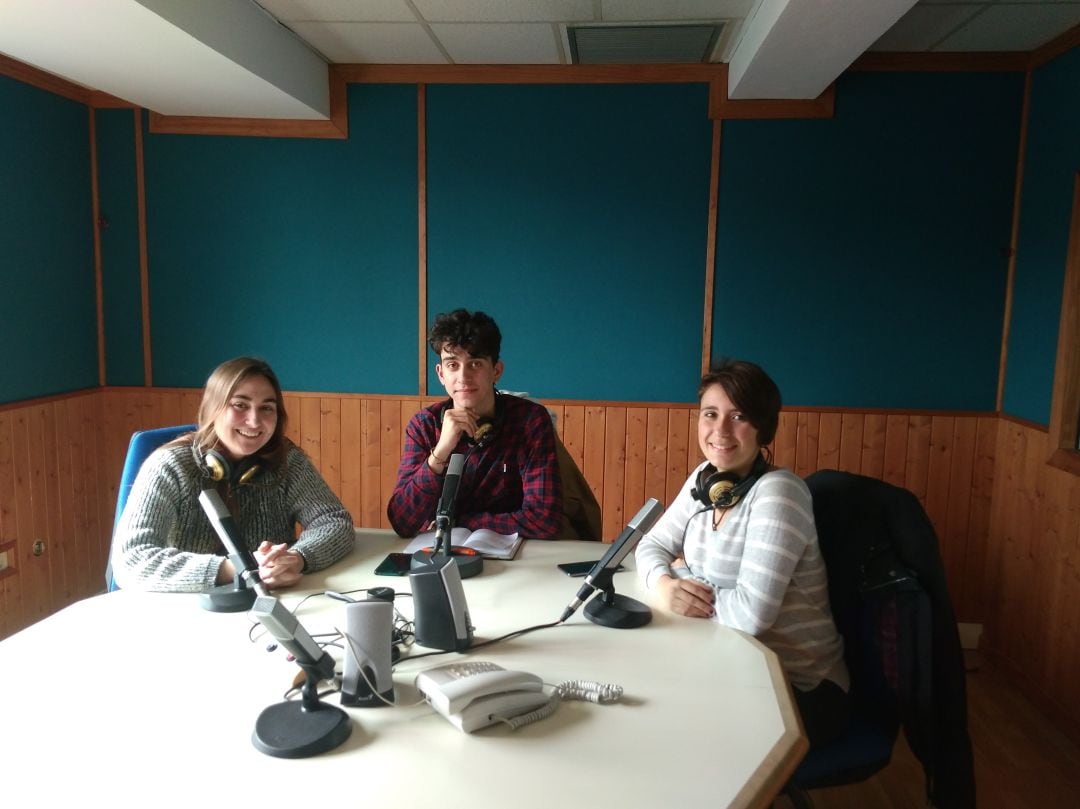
top-left (806, 470), bottom-right (976, 809)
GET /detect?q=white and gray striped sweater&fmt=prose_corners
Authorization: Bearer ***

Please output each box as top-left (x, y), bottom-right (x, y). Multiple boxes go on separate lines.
top-left (113, 442), bottom-right (355, 592)
top-left (636, 466), bottom-right (848, 692)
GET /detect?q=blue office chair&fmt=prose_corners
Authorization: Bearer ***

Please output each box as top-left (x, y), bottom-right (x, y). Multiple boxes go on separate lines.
top-left (783, 470), bottom-right (975, 809)
top-left (106, 424), bottom-right (197, 592)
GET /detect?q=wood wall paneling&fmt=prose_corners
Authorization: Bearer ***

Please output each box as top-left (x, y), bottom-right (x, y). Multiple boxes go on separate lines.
top-left (10, 387), bottom-right (1078, 737)
top-left (0, 411), bottom-right (22, 637)
top-left (984, 419), bottom-right (1080, 740)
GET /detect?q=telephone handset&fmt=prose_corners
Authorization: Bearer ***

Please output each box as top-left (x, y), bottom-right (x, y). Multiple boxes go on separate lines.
top-left (414, 661), bottom-right (551, 733)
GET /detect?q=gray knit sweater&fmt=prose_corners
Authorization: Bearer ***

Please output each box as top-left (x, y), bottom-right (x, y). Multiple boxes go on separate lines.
top-left (112, 441), bottom-right (355, 592)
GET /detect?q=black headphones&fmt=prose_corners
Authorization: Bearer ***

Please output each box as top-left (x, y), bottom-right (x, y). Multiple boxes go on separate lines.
top-left (690, 453), bottom-right (769, 510)
top-left (195, 445), bottom-right (263, 487)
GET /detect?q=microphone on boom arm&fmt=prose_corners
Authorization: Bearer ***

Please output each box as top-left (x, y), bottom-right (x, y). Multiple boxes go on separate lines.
top-left (197, 486), bottom-right (259, 614)
top-left (408, 452), bottom-right (476, 651)
top-left (411, 452), bottom-right (482, 579)
top-left (559, 498), bottom-right (664, 629)
top-left (434, 452), bottom-right (465, 554)
top-left (198, 489), bottom-right (351, 759)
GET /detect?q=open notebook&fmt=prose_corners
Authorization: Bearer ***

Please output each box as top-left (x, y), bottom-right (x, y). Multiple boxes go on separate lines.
top-left (403, 527), bottom-right (522, 561)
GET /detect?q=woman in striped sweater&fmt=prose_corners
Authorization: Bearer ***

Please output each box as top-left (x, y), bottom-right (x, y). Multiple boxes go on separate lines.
top-left (635, 359), bottom-right (849, 747)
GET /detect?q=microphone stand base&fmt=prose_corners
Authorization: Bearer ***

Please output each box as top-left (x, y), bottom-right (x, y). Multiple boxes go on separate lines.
top-left (585, 593), bottom-right (652, 629)
top-left (198, 584), bottom-right (256, 613)
top-left (252, 700), bottom-right (352, 759)
top-left (411, 549), bottom-right (484, 579)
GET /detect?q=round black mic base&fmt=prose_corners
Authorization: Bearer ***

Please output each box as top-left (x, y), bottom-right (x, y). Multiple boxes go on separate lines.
top-left (199, 584), bottom-right (256, 613)
top-left (584, 593), bottom-right (653, 629)
top-left (411, 548), bottom-right (484, 579)
top-left (252, 700), bottom-right (352, 759)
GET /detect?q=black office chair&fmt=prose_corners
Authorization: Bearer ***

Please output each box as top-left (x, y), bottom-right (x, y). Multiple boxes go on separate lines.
top-left (783, 470), bottom-right (975, 809)
top-left (106, 424), bottom-right (196, 591)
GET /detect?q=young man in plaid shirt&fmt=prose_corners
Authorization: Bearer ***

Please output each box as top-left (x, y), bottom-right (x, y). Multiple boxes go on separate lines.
top-left (386, 309), bottom-right (562, 539)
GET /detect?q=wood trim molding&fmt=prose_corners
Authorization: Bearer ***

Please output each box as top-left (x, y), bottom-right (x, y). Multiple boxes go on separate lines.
top-left (997, 68), bottom-right (1033, 410)
top-left (1046, 172), bottom-right (1080, 474)
top-left (1029, 23), bottom-right (1080, 70)
top-left (417, 84), bottom-right (428, 396)
top-left (701, 119), bottom-right (721, 376)
top-left (0, 53), bottom-right (90, 104)
top-left (134, 110), bottom-right (152, 386)
top-left (88, 90), bottom-right (137, 109)
top-left (89, 108), bottom-right (106, 386)
top-left (709, 79), bottom-right (835, 121)
top-left (0, 387), bottom-right (100, 414)
top-left (147, 66), bottom-right (348, 139)
top-left (997, 411), bottom-right (1049, 432)
top-left (850, 52), bottom-right (1028, 73)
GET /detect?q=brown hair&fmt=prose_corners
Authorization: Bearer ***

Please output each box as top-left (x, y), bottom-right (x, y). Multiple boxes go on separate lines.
top-left (183, 356), bottom-right (290, 469)
top-left (698, 359), bottom-right (781, 447)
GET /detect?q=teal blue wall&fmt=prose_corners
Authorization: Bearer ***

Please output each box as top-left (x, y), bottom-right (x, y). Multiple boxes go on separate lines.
top-left (97, 108), bottom-right (144, 386)
top-left (713, 71), bottom-right (1022, 409)
top-left (143, 85), bottom-right (419, 392)
top-left (0, 76), bottom-right (97, 403)
top-left (426, 84), bottom-right (712, 401)
top-left (1, 65), bottom-right (1073, 412)
top-left (1002, 47), bottom-right (1080, 425)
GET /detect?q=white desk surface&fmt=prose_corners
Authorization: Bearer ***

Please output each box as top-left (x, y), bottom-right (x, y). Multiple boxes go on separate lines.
top-left (0, 530), bottom-right (806, 809)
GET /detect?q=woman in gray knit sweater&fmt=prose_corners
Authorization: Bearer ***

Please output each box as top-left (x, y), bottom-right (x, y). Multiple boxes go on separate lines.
top-left (112, 357), bottom-right (355, 592)
top-left (635, 360), bottom-right (849, 747)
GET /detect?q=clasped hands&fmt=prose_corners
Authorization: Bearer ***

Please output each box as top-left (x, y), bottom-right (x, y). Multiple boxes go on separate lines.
top-left (655, 574), bottom-right (716, 619)
top-left (216, 541), bottom-right (305, 589)
top-left (254, 541), bottom-right (305, 588)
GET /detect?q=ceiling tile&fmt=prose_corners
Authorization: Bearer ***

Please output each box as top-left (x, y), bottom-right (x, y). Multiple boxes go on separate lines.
top-left (288, 21), bottom-right (447, 63)
top-left (414, 0), bottom-right (594, 23)
top-left (255, 0), bottom-right (416, 22)
top-left (936, 4), bottom-right (1080, 51)
top-left (431, 22), bottom-right (564, 63)
top-left (600, 0), bottom-right (756, 21)
top-left (871, 4), bottom-right (983, 51)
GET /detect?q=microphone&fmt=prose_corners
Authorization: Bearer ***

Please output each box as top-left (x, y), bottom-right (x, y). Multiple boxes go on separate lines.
top-left (433, 453), bottom-right (465, 554)
top-left (197, 488), bottom-right (351, 758)
top-left (559, 498), bottom-right (664, 627)
top-left (412, 452), bottom-right (483, 578)
top-left (196, 488), bottom-right (262, 612)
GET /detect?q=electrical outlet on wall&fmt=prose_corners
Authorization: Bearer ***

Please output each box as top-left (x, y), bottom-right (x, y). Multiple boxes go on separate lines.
top-left (0, 542), bottom-right (15, 576)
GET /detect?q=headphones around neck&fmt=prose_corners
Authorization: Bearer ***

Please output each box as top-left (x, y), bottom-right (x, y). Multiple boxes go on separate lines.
top-left (690, 453), bottom-right (769, 510)
top-left (195, 445), bottom-right (263, 488)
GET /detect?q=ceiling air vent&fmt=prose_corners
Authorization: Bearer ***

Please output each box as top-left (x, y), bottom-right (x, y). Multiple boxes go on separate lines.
top-left (569, 23), bottom-right (725, 64)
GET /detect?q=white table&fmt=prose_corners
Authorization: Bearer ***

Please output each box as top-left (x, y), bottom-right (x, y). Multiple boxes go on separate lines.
top-left (0, 531), bottom-right (806, 808)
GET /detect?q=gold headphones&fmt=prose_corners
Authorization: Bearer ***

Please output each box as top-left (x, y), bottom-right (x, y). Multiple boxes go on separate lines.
top-left (198, 447), bottom-right (262, 487)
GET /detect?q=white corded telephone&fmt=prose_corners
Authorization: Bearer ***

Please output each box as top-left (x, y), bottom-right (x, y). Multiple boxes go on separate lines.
top-left (414, 661), bottom-right (624, 733)
top-left (414, 661), bottom-right (550, 733)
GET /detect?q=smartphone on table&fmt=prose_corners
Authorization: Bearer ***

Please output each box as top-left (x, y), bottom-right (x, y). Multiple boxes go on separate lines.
top-left (374, 552), bottom-right (413, 577)
top-left (556, 560), bottom-right (624, 577)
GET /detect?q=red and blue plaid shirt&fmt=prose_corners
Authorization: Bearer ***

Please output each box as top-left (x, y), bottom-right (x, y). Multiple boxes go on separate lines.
top-left (386, 394), bottom-right (562, 539)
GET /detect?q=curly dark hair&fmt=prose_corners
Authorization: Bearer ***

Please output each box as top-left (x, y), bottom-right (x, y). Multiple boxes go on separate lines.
top-left (427, 309), bottom-right (502, 363)
top-left (698, 359), bottom-right (782, 446)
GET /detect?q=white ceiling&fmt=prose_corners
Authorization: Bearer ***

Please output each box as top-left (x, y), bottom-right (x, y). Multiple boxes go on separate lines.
top-left (0, 0), bottom-right (1077, 119)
